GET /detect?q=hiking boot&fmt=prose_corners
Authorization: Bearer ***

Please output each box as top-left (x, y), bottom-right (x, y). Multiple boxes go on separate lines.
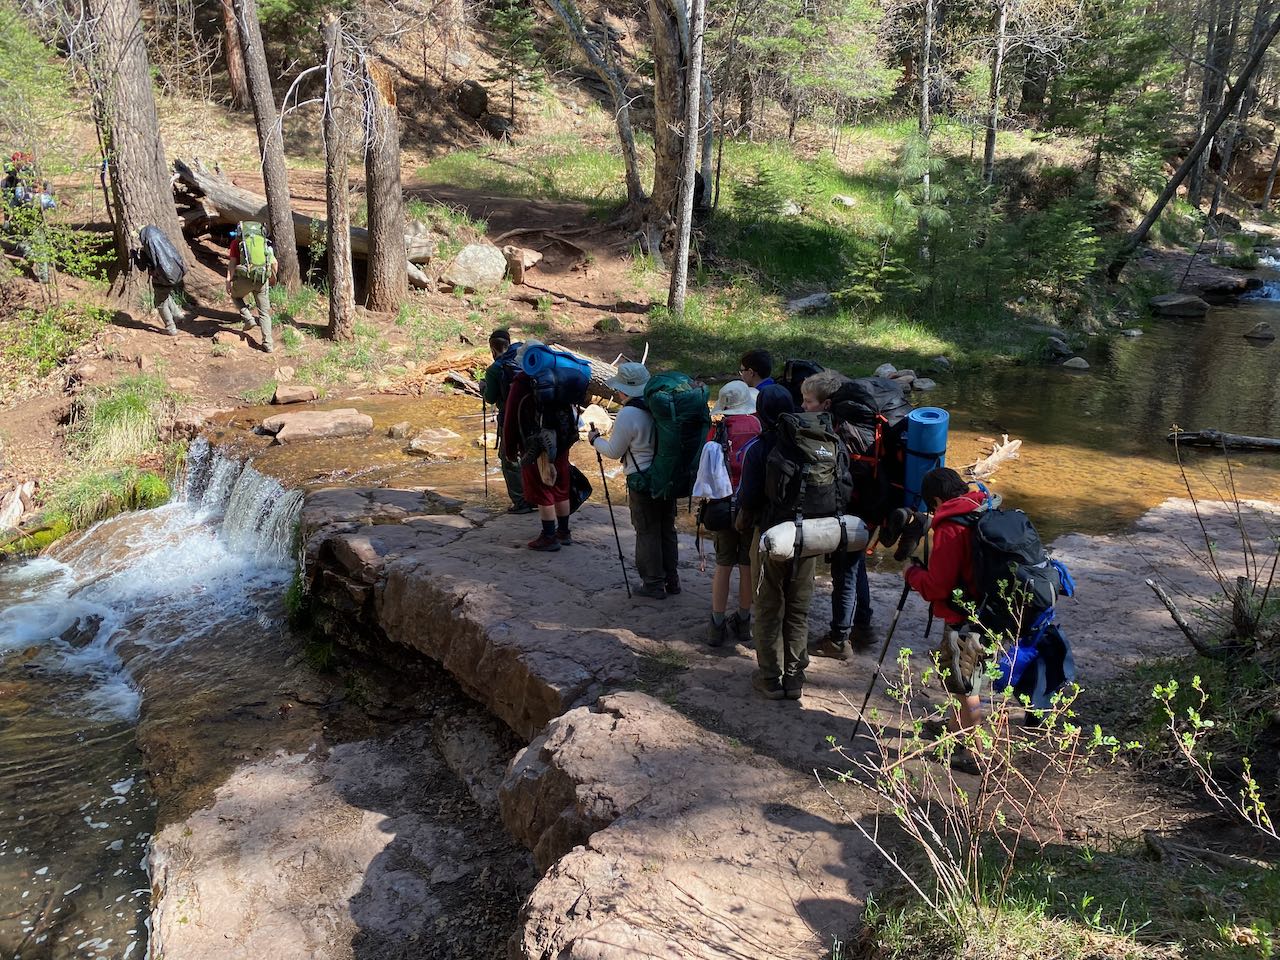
top-left (527, 533), bottom-right (561, 552)
top-left (729, 613), bottom-right (753, 645)
top-left (848, 623), bottom-right (877, 651)
top-left (262, 339), bottom-right (274, 354)
top-left (506, 503), bottom-right (535, 515)
top-left (707, 617), bottom-right (728, 648)
top-left (240, 311), bottom-right (258, 330)
top-left (164, 323), bottom-right (178, 337)
top-left (665, 577), bottom-right (682, 595)
top-left (635, 583), bottom-right (667, 600)
top-left (782, 676), bottom-right (804, 701)
top-left (556, 530), bottom-right (572, 546)
top-left (949, 748), bottom-right (981, 776)
top-left (752, 673), bottom-right (785, 701)
top-left (813, 635), bottom-right (850, 661)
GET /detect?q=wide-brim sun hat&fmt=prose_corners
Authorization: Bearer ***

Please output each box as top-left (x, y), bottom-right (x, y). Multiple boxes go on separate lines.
top-left (711, 380), bottom-right (758, 416)
top-left (605, 361), bottom-right (651, 398)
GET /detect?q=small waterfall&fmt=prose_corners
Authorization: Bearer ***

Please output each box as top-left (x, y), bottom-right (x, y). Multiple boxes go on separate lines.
top-left (221, 462), bottom-right (303, 561)
top-left (1243, 278), bottom-right (1280, 300)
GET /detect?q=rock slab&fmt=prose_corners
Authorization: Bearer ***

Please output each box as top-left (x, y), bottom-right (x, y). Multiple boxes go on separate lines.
top-left (1244, 321), bottom-right (1276, 341)
top-left (1150, 292), bottom-right (1210, 317)
top-left (272, 383), bottom-right (319, 405)
top-left (261, 408), bottom-right (373, 444)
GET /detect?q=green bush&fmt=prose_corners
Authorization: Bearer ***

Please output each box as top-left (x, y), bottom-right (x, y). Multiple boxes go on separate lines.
top-left (41, 467), bottom-right (171, 530)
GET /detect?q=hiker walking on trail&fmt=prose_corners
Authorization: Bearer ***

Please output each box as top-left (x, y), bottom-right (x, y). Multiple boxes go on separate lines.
top-left (738, 349), bottom-right (775, 391)
top-left (502, 341), bottom-right (579, 551)
top-left (226, 221), bottom-right (277, 353)
top-left (133, 225), bottom-right (188, 337)
top-left (702, 379), bottom-right (760, 644)
top-left (482, 329), bottom-right (534, 515)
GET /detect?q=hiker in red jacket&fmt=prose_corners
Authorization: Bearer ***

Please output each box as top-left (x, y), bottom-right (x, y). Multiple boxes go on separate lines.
top-left (903, 468), bottom-right (988, 737)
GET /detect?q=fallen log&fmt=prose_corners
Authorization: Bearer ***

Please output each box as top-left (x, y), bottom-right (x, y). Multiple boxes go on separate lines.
top-left (173, 159), bottom-right (438, 264)
top-left (548, 342), bottom-right (618, 402)
top-left (1167, 428), bottom-right (1280, 451)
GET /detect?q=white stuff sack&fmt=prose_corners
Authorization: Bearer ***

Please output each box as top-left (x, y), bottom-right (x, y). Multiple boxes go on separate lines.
top-left (759, 515), bottom-right (870, 562)
top-left (692, 440), bottom-right (732, 499)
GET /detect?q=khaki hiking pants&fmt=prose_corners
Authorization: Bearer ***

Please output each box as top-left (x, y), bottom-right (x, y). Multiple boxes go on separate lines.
top-left (230, 274), bottom-right (272, 346)
top-left (750, 533), bottom-right (816, 685)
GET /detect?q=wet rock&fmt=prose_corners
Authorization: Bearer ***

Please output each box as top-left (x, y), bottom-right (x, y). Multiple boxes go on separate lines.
top-left (930, 355), bottom-right (952, 371)
top-left (407, 428), bottom-right (464, 459)
top-left (1061, 356), bottom-right (1091, 370)
top-left (271, 384), bottom-right (318, 405)
top-left (1047, 336), bottom-right (1073, 359)
top-left (59, 614), bottom-right (103, 648)
top-left (874, 362), bottom-right (896, 378)
top-left (441, 244), bottom-right (507, 292)
top-left (912, 377), bottom-right (937, 391)
top-left (1150, 293), bottom-right (1210, 317)
top-left (387, 421), bottom-right (412, 440)
top-left (260, 409), bottom-right (373, 444)
top-left (785, 291), bottom-right (835, 314)
top-left (455, 79), bottom-right (487, 119)
top-left (1244, 321), bottom-right (1276, 341)
top-left (1121, 328), bottom-right (1144, 337)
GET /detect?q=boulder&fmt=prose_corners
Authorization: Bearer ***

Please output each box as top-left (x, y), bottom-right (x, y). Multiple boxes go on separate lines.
top-left (889, 368), bottom-right (916, 381)
top-left (1120, 329), bottom-right (1144, 338)
top-left (593, 316), bottom-right (622, 333)
top-left (1047, 336), bottom-right (1073, 359)
top-left (1150, 293), bottom-right (1210, 317)
top-left (0, 481), bottom-right (35, 532)
top-left (831, 194), bottom-right (856, 207)
top-left (912, 377), bottom-right (937, 391)
top-left (447, 51), bottom-right (472, 70)
top-left (407, 428), bottom-right (465, 459)
top-left (1061, 357), bottom-right (1091, 370)
top-left (502, 245), bottom-right (543, 284)
top-left (455, 79), bottom-right (487, 119)
top-left (930, 355), bottom-right (952, 371)
top-left (873, 363), bottom-right (896, 378)
top-left (479, 114), bottom-right (514, 140)
top-left (275, 365), bottom-right (296, 383)
top-left (212, 330), bottom-right (240, 347)
top-left (272, 384), bottom-right (318, 405)
top-left (785, 291), bottom-right (835, 314)
top-left (387, 421), bottom-right (412, 440)
top-left (442, 244), bottom-right (507, 292)
top-left (578, 404), bottom-right (613, 434)
top-left (1209, 211), bottom-right (1242, 231)
top-left (260, 409), bottom-right (373, 444)
top-left (1243, 321), bottom-right (1276, 341)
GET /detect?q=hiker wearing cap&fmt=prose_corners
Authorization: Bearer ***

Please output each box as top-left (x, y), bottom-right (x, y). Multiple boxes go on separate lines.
top-left (482, 329), bottom-right (533, 515)
top-left (589, 362), bottom-right (679, 600)
top-left (738, 349), bottom-right (775, 391)
top-left (705, 380), bottom-right (761, 645)
top-left (502, 339), bottom-right (578, 551)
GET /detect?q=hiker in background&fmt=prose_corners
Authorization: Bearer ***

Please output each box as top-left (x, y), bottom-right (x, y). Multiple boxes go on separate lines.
top-left (226, 221), bottom-right (278, 353)
top-left (738, 349), bottom-right (775, 391)
top-left (502, 340), bottom-right (578, 551)
top-left (704, 380), bottom-right (760, 645)
top-left (801, 369), bottom-right (876, 660)
top-left (133, 225), bottom-right (188, 337)
top-left (590, 363), bottom-right (678, 600)
top-left (482, 329), bottom-right (534, 515)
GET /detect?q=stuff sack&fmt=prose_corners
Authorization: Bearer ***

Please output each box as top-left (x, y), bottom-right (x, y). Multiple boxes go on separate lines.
top-left (759, 514), bottom-right (868, 562)
top-left (830, 376), bottom-right (913, 525)
top-left (140, 226), bottom-right (186, 286)
top-left (627, 372), bottom-right (711, 500)
top-left (235, 221), bottom-right (273, 285)
top-left (568, 464), bottom-right (592, 513)
top-left (763, 411), bottom-right (853, 528)
top-left (521, 344), bottom-right (591, 407)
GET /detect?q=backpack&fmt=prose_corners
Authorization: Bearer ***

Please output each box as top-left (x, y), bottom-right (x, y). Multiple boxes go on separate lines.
top-left (781, 358), bottom-right (825, 407)
top-left (236, 221), bottom-right (273, 284)
top-left (763, 411), bottom-right (853, 529)
top-left (493, 342), bottom-right (523, 400)
top-left (830, 376), bottom-right (913, 526)
top-left (140, 226), bottom-right (186, 286)
top-left (521, 344), bottom-right (591, 407)
top-left (626, 372), bottom-right (711, 500)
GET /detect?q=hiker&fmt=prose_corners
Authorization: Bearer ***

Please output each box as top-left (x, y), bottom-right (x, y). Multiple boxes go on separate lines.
top-left (1, 153), bottom-right (53, 283)
top-left (589, 362), bottom-right (680, 600)
top-left (901, 467), bottom-right (990, 741)
top-left (702, 379), bottom-right (761, 645)
top-left (738, 349), bottom-right (775, 391)
top-left (133, 225), bottom-right (188, 337)
top-left (482, 329), bottom-right (534, 514)
top-left (226, 221), bottom-right (278, 353)
top-left (801, 369), bottom-right (877, 660)
top-left (738, 384), bottom-right (851, 700)
top-left (502, 340), bottom-right (579, 551)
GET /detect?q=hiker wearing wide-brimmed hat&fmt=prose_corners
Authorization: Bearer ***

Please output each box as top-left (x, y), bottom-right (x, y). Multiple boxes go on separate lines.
top-left (703, 380), bottom-right (761, 647)
top-left (590, 362), bottom-right (679, 600)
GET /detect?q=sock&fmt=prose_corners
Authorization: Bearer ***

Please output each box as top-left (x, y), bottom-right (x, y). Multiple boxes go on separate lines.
top-left (711, 612), bottom-right (726, 626)
top-left (738, 608), bottom-right (752, 622)
top-left (541, 519), bottom-right (556, 538)
top-left (556, 516), bottom-right (569, 535)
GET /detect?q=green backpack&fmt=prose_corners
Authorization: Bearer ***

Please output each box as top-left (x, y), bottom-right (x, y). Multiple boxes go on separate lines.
top-left (236, 221), bottom-right (272, 284)
top-left (626, 372), bottom-right (711, 500)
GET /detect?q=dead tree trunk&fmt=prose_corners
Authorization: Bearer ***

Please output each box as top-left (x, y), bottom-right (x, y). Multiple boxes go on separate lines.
top-left (234, 0), bottom-right (301, 291)
top-left (363, 61), bottom-right (408, 313)
top-left (87, 0), bottom-right (185, 297)
top-left (668, 0), bottom-right (704, 317)
top-left (648, 0), bottom-right (688, 228)
top-left (323, 17), bottom-right (356, 341)
top-left (219, 0), bottom-right (249, 110)
top-left (982, 0), bottom-right (1009, 185)
top-left (1263, 140), bottom-right (1280, 206)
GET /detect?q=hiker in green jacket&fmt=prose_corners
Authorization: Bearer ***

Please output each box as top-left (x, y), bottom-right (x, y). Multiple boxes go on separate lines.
top-left (226, 222), bottom-right (278, 353)
top-left (482, 329), bottom-right (533, 514)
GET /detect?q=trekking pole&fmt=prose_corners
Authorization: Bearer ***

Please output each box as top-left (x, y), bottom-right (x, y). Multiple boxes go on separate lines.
top-left (482, 396), bottom-right (490, 498)
top-left (595, 440), bottom-right (632, 598)
top-left (850, 580), bottom-right (913, 746)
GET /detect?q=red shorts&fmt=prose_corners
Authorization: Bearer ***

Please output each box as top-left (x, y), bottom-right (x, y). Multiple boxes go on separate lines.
top-left (520, 450), bottom-right (571, 506)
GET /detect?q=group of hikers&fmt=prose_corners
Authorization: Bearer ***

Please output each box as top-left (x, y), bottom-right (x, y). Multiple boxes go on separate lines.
top-left (484, 335), bottom-right (1076, 768)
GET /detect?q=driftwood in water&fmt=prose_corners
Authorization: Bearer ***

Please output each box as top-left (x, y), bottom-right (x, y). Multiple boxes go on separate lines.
top-left (1167, 428), bottom-right (1280, 452)
top-left (965, 434), bottom-right (1022, 481)
top-left (172, 159), bottom-right (438, 263)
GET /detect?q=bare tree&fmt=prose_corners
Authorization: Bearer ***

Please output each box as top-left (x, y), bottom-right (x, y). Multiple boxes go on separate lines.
top-left (220, 0), bottom-right (249, 109)
top-left (363, 60), bottom-right (407, 312)
top-left (234, 0), bottom-right (301, 291)
top-left (669, 0), bottom-right (705, 316)
top-left (982, 0), bottom-right (1010, 184)
top-left (323, 14), bottom-right (356, 341)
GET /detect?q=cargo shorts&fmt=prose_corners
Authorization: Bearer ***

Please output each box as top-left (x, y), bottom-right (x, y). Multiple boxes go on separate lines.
top-left (713, 525), bottom-right (751, 567)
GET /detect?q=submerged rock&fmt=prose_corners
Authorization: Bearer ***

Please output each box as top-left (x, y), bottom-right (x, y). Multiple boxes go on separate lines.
top-left (1150, 293), bottom-right (1210, 317)
top-left (1061, 356), bottom-right (1091, 370)
top-left (1244, 321), bottom-right (1276, 341)
top-left (1047, 336), bottom-right (1073, 359)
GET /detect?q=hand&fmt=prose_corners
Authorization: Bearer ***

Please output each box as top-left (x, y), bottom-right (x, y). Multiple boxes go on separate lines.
top-left (588, 425), bottom-right (600, 444)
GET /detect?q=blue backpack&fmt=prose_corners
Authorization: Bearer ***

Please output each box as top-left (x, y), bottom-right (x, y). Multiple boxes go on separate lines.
top-left (521, 345), bottom-right (590, 407)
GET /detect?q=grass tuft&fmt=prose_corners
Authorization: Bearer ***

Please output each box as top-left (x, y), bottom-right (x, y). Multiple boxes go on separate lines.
top-left (67, 375), bottom-right (178, 465)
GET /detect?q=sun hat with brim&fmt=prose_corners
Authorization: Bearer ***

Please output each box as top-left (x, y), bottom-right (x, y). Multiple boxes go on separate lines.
top-left (711, 380), bottom-right (758, 417)
top-left (606, 361), bottom-right (651, 398)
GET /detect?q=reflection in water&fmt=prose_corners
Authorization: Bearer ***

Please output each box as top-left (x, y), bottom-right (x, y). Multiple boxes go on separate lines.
top-left (0, 442), bottom-right (301, 959)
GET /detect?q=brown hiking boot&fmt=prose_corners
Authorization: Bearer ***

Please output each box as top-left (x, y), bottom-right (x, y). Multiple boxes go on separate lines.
top-left (526, 533), bottom-right (561, 552)
top-left (813, 635), bottom-right (850, 661)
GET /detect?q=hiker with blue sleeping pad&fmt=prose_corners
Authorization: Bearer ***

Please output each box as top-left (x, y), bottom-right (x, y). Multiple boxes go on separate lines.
top-left (482, 329), bottom-right (534, 515)
top-left (226, 221), bottom-right (278, 353)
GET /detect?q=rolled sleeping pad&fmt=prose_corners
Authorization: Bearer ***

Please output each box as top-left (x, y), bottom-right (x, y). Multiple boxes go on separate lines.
top-left (520, 344), bottom-right (591, 405)
top-left (759, 515), bottom-right (870, 562)
top-left (904, 406), bottom-right (949, 510)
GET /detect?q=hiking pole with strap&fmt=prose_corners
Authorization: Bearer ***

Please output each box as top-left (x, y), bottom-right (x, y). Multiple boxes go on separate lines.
top-left (596, 444), bottom-right (632, 598)
top-left (482, 397), bottom-right (490, 497)
top-left (850, 579), bottom-right (913, 746)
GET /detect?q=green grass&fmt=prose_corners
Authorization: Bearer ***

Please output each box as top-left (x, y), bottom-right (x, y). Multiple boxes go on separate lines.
top-left (39, 466), bottom-right (171, 530)
top-left (0, 302), bottom-right (110, 389)
top-left (238, 379), bottom-right (277, 405)
top-left (66, 374), bottom-right (179, 465)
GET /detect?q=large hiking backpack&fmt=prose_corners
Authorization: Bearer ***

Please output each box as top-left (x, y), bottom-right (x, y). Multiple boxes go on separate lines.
top-left (627, 372), bottom-right (711, 500)
top-left (521, 344), bottom-right (591, 407)
top-left (236, 222), bottom-right (273, 285)
top-left (830, 376), bottom-right (913, 526)
top-left (780, 358), bottom-right (825, 407)
top-left (764, 411), bottom-right (853, 528)
top-left (140, 226), bottom-right (186, 286)
top-left (493, 342), bottom-right (523, 400)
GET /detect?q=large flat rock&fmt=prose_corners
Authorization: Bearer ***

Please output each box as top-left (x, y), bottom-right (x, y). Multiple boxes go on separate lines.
top-left (261, 408), bottom-right (374, 443)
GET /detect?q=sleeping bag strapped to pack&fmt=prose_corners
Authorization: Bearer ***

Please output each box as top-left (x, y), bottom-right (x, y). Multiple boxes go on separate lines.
top-left (760, 514), bottom-right (869, 561)
top-left (235, 221), bottom-right (273, 285)
top-left (830, 376), bottom-right (913, 526)
top-left (140, 226), bottom-right (186, 287)
top-left (763, 411), bottom-right (853, 534)
top-left (627, 372), bottom-right (711, 500)
top-left (781, 358), bottom-right (825, 407)
top-left (521, 344), bottom-right (591, 407)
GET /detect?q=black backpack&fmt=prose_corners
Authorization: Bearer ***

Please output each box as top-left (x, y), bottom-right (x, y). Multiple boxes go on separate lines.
top-left (763, 411), bottom-right (853, 530)
top-left (139, 225), bottom-right (186, 286)
top-left (781, 358), bottom-right (825, 407)
top-left (494, 342), bottom-right (522, 400)
top-left (830, 376), bottom-right (913, 526)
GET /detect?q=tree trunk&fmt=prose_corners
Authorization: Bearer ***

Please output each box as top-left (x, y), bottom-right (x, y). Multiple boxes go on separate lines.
top-left (648, 0), bottom-right (688, 227)
top-left (234, 0), bottom-right (301, 291)
top-left (219, 0), bottom-right (249, 110)
top-left (1209, 0), bottom-right (1271, 221)
top-left (919, 0), bottom-right (934, 262)
top-left (363, 61), bottom-right (407, 313)
top-left (982, 0), bottom-right (1009, 185)
top-left (87, 0), bottom-right (185, 297)
top-left (1107, 8), bottom-right (1280, 280)
top-left (668, 0), bottom-right (704, 317)
top-left (738, 71), bottom-right (754, 133)
top-left (323, 17), bottom-right (356, 341)
top-left (1263, 139), bottom-right (1280, 206)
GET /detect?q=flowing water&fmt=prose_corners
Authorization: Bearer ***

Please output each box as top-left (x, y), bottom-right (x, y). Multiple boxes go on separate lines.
top-left (0, 441), bottom-right (301, 959)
